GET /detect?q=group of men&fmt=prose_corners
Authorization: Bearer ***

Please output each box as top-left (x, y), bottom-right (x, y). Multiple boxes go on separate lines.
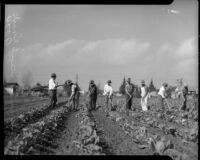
top-left (48, 73), bottom-right (80, 110)
top-left (48, 73), bottom-right (189, 113)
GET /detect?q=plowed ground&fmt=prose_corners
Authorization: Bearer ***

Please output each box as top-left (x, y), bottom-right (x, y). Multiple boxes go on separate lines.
top-left (4, 95), bottom-right (198, 158)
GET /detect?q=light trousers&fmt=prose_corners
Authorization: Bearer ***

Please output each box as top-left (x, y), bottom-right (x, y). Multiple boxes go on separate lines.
top-left (141, 95), bottom-right (148, 111)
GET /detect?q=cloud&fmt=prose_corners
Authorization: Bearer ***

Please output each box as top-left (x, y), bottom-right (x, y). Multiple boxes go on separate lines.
top-left (41, 40), bottom-right (85, 57)
top-left (159, 43), bottom-right (173, 53)
top-left (171, 38), bottom-right (198, 85)
top-left (170, 9), bottom-right (180, 14)
top-left (162, 8), bottom-right (180, 14)
top-left (79, 39), bottom-right (150, 65)
top-left (4, 37), bottom-right (197, 88)
top-left (4, 38), bottom-right (150, 84)
top-left (175, 58), bottom-right (197, 73)
top-left (175, 37), bottom-right (197, 59)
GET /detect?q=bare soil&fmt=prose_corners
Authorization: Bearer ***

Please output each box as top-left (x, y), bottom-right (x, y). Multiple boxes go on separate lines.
top-left (4, 95), bottom-right (198, 158)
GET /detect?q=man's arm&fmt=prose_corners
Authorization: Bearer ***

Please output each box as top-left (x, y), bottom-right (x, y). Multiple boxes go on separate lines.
top-left (125, 85), bottom-right (131, 97)
top-left (143, 86), bottom-right (148, 98)
top-left (87, 86), bottom-right (91, 96)
top-left (163, 88), bottom-right (167, 98)
top-left (69, 85), bottom-right (75, 100)
top-left (109, 87), bottom-right (113, 98)
top-left (103, 85), bottom-right (107, 96)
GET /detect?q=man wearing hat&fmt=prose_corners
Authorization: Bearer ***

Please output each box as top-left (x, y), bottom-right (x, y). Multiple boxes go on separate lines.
top-left (103, 80), bottom-right (113, 112)
top-left (88, 80), bottom-right (98, 111)
top-left (158, 82), bottom-right (168, 110)
top-left (68, 80), bottom-right (80, 111)
top-left (49, 73), bottom-right (58, 108)
top-left (140, 80), bottom-right (149, 111)
top-left (125, 78), bottom-right (135, 113)
top-left (180, 84), bottom-right (188, 111)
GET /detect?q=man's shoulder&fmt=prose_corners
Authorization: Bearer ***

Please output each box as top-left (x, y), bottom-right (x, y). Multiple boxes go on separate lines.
top-left (126, 83), bottom-right (134, 87)
top-left (125, 84), bottom-right (129, 88)
top-left (91, 84), bottom-right (97, 88)
top-left (72, 84), bottom-right (76, 88)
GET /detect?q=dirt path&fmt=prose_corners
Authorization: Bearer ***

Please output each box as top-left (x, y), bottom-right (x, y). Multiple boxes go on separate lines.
top-left (52, 111), bottom-right (81, 155)
top-left (91, 110), bottom-right (152, 155)
top-left (23, 110), bottom-right (80, 155)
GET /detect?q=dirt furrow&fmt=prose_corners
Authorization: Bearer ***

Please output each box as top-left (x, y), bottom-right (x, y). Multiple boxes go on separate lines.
top-left (51, 111), bottom-right (81, 155)
top-left (29, 104), bottom-right (85, 155)
top-left (4, 101), bottom-right (67, 147)
top-left (28, 112), bottom-right (74, 155)
top-left (91, 109), bottom-right (152, 155)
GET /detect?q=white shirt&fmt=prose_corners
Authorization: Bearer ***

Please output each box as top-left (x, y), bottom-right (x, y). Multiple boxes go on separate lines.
top-left (71, 84), bottom-right (76, 95)
top-left (175, 88), bottom-right (179, 93)
top-left (141, 86), bottom-right (147, 98)
top-left (158, 86), bottom-right (166, 98)
top-left (103, 84), bottom-right (113, 96)
top-left (49, 78), bottom-right (56, 90)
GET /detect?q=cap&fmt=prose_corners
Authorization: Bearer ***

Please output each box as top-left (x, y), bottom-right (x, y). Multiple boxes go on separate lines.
top-left (127, 78), bottom-right (131, 82)
top-left (90, 80), bottom-right (94, 84)
top-left (67, 80), bottom-right (72, 85)
top-left (163, 82), bottom-right (168, 87)
top-left (51, 73), bottom-right (56, 78)
top-left (183, 83), bottom-right (188, 87)
top-left (141, 80), bottom-right (145, 84)
top-left (107, 80), bottom-right (112, 83)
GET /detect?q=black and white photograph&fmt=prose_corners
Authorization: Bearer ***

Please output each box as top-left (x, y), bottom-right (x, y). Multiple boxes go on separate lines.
top-left (3, 1), bottom-right (198, 158)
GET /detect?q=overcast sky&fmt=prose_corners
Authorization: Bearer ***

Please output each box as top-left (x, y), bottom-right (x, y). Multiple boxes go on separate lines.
top-left (4, 1), bottom-right (198, 91)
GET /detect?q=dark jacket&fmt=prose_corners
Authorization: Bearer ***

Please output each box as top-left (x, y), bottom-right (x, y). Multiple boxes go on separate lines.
top-left (88, 84), bottom-right (97, 98)
top-left (125, 83), bottom-right (135, 96)
top-left (182, 86), bottom-right (188, 96)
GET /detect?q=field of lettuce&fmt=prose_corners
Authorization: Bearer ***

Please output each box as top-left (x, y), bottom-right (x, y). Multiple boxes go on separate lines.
top-left (4, 95), bottom-right (198, 159)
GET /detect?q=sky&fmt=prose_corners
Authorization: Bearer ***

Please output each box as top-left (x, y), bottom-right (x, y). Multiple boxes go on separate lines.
top-left (3, 0), bottom-right (198, 91)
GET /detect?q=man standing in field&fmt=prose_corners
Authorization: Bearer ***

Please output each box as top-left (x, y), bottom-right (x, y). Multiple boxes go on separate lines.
top-left (125, 78), bottom-right (135, 113)
top-left (49, 73), bottom-right (58, 108)
top-left (103, 80), bottom-right (113, 112)
top-left (140, 80), bottom-right (149, 111)
top-left (88, 80), bottom-right (98, 112)
top-left (158, 83), bottom-right (168, 110)
top-left (67, 80), bottom-right (80, 111)
top-left (180, 84), bottom-right (188, 111)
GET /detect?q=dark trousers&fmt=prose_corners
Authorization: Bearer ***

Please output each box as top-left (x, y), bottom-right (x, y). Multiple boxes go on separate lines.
top-left (125, 95), bottom-right (132, 110)
top-left (158, 95), bottom-right (164, 110)
top-left (180, 94), bottom-right (187, 111)
top-left (50, 90), bottom-right (57, 108)
top-left (88, 96), bottom-right (97, 111)
top-left (72, 94), bottom-right (80, 110)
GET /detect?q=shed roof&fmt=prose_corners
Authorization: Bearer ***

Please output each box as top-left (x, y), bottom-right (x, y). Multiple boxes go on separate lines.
top-left (4, 82), bottom-right (19, 87)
